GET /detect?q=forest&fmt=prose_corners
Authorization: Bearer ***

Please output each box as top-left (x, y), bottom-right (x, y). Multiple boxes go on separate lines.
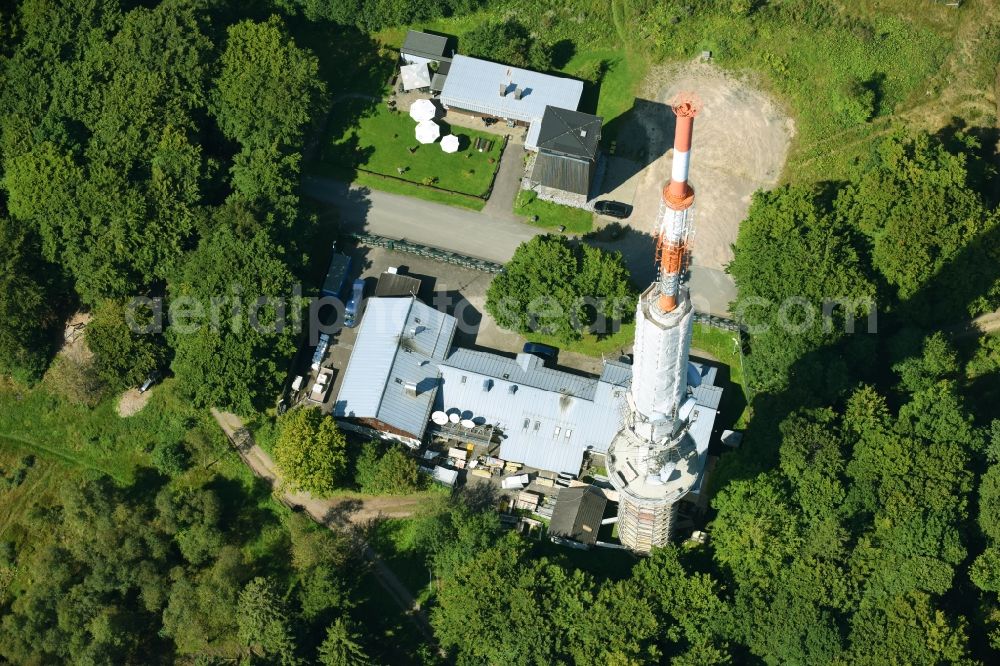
top-left (1, 0), bottom-right (999, 664)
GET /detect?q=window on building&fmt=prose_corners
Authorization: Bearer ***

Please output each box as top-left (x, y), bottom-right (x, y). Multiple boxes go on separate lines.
top-left (523, 418), bottom-right (530, 429)
top-left (461, 375), bottom-right (467, 384)
top-left (534, 421), bottom-right (541, 431)
top-left (554, 426), bottom-right (561, 437)
top-left (565, 429), bottom-right (573, 439)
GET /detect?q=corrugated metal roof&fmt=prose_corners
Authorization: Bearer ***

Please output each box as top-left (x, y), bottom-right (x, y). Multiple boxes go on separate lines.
top-left (440, 55), bottom-right (583, 124)
top-left (531, 151), bottom-right (592, 195)
top-left (692, 385), bottom-right (723, 410)
top-left (334, 298), bottom-right (455, 438)
top-left (435, 352), bottom-right (629, 474)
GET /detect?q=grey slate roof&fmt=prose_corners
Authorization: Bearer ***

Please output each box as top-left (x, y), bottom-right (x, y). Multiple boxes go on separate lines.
top-left (535, 106), bottom-right (602, 160)
top-left (440, 55), bottom-right (583, 124)
top-left (531, 151), bottom-right (593, 195)
top-left (333, 297), bottom-right (456, 438)
top-left (401, 30), bottom-right (449, 61)
top-left (550, 486), bottom-right (607, 545)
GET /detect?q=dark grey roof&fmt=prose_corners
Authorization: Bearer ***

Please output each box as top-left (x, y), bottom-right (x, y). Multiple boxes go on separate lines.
top-left (536, 106), bottom-right (602, 160)
top-left (550, 486), bottom-right (607, 545)
top-left (531, 151), bottom-right (593, 195)
top-left (375, 272), bottom-right (421, 298)
top-left (430, 72), bottom-right (448, 92)
top-left (401, 31), bottom-right (449, 61)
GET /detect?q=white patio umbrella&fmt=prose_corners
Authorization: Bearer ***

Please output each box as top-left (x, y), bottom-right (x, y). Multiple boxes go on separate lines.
top-left (415, 120), bottom-right (441, 144)
top-left (409, 98), bottom-right (436, 122)
top-left (440, 134), bottom-right (460, 153)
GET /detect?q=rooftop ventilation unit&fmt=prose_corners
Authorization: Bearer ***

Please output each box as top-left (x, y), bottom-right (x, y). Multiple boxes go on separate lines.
top-left (509, 385), bottom-right (518, 394)
top-left (513, 87), bottom-right (522, 100)
top-left (482, 379), bottom-right (493, 392)
top-left (499, 83), bottom-right (507, 97)
top-left (404, 382), bottom-right (418, 397)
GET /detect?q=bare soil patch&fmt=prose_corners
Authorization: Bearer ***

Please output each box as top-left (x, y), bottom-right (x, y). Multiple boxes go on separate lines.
top-left (626, 61), bottom-right (794, 272)
top-left (117, 388), bottom-right (152, 417)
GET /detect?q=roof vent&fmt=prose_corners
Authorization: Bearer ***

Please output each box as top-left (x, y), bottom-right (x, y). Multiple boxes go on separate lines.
top-left (499, 83), bottom-right (507, 97)
top-left (482, 379), bottom-right (493, 392)
top-left (509, 385), bottom-right (518, 394)
top-left (404, 382), bottom-right (418, 397)
top-left (513, 87), bottom-right (522, 100)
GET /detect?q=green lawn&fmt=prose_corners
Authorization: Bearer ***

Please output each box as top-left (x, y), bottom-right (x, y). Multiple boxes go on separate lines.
top-left (691, 323), bottom-right (750, 428)
top-left (317, 98), bottom-right (504, 198)
top-left (515, 190), bottom-right (594, 233)
top-left (525, 321), bottom-right (635, 358)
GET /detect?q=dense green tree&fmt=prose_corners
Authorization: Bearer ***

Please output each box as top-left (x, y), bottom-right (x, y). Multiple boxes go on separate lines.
top-left (354, 442), bottom-right (421, 495)
top-left (0, 215), bottom-right (60, 382)
top-left (237, 576), bottom-right (298, 664)
top-left (842, 131), bottom-right (995, 301)
top-left (462, 18), bottom-right (552, 70)
top-left (86, 298), bottom-right (167, 390)
top-left (486, 235), bottom-right (636, 343)
top-left (212, 16), bottom-right (325, 148)
top-left (317, 618), bottom-right (371, 666)
top-left (168, 220), bottom-right (301, 414)
top-left (274, 407), bottom-right (348, 496)
top-left (729, 184), bottom-right (876, 393)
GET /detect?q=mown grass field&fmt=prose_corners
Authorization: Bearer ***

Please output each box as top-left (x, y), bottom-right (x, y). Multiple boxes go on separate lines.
top-left (317, 98), bottom-right (504, 198)
top-left (515, 190), bottom-right (594, 233)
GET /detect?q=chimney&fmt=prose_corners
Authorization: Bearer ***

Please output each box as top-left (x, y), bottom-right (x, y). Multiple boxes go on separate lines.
top-left (404, 382), bottom-right (418, 397)
top-left (513, 87), bottom-right (523, 100)
top-left (499, 83), bottom-right (507, 97)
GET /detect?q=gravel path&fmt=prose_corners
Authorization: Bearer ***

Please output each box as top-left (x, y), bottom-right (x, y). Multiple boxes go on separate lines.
top-left (209, 409), bottom-right (439, 646)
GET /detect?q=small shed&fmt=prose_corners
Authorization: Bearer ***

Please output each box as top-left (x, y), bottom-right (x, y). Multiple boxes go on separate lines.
top-left (375, 270), bottom-right (421, 298)
top-left (400, 30), bottom-right (450, 66)
top-left (549, 485), bottom-right (607, 547)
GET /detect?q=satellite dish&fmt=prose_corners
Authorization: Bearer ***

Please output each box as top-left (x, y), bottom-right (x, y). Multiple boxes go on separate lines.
top-left (449, 412), bottom-right (461, 424)
top-left (460, 419), bottom-right (475, 428)
top-left (431, 411), bottom-right (448, 425)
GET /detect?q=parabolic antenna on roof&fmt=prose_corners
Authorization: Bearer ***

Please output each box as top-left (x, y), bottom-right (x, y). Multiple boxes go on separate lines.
top-left (440, 134), bottom-right (459, 153)
top-left (460, 419), bottom-right (476, 429)
top-left (409, 98), bottom-right (436, 122)
top-left (431, 411), bottom-right (448, 425)
top-left (415, 120), bottom-right (440, 144)
top-left (448, 412), bottom-right (461, 424)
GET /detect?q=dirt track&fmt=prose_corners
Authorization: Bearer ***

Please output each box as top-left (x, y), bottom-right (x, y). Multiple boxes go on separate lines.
top-left (628, 62), bottom-right (793, 272)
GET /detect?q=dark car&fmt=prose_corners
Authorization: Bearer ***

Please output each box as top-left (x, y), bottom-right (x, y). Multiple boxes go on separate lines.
top-left (522, 342), bottom-right (559, 363)
top-left (594, 200), bottom-right (633, 219)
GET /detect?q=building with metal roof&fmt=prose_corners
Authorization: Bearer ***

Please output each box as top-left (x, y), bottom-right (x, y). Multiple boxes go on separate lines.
top-left (549, 485), bottom-right (608, 547)
top-left (400, 30), bottom-right (450, 66)
top-left (332, 297), bottom-right (723, 478)
top-left (374, 270), bottom-right (421, 298)
top-left (527, 106), bottom-right (603, 198)
top-left (439, 55), bottom-right (583, 126)
top-left (435, 350), bottom-right (630, 474)
top-left (333, 297), bottom-right (456, 446)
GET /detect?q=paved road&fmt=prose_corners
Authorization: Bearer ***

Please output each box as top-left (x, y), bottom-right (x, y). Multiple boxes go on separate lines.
top-left (303, 177), bottom-right (540, 264)
top-left (302, 176), bottom-right (736, 316)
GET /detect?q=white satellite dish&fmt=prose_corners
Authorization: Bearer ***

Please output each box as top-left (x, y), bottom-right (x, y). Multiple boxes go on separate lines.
top-left (460, 419), bottom-right (475, 428)
top-left (448, 412), bottom-right (461, 424)
top-left (431, 411), bottom-right (448, 425)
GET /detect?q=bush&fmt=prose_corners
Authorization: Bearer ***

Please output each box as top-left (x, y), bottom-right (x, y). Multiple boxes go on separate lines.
top-left (152, 439), bottom-right (190, 476)
top-left (354, 442), bottom-right (421, 495)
